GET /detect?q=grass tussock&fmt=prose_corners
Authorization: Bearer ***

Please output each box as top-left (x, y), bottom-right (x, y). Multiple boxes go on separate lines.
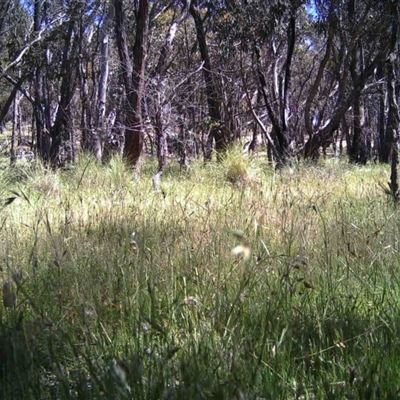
top-left (0, 152), bottom-right (399, 399)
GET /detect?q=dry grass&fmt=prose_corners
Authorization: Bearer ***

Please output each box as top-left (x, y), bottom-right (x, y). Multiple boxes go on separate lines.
top-left (0, 151), bottom-right (399, 399)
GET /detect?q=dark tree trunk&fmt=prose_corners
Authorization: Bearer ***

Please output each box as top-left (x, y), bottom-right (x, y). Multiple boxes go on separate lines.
top-left (189, 0), bottom-right (227, 160)
top-left (381, 0), bottom-right (399, 165)
top-left (114, 0), bottom-right (149, 169)
top-left (254, 13), bottom-right (296, 166)
top-left (341, 118), bottom-right (351, 157)
top-left (176, 104), bottom-right (189, 166)
top-left (385, 1), bottom-right (399, 200)
top-left (349, 96), bottom-right (366, 164)
top-left (248, 122), bottom-right (259, 153)
top-left (77, 7), bottom-right (93, 159)
top-left (78, 54), bottom-right (90, 153)
top-left (376, 62), bottom-right (387, 162)
top-left (304, 20), bottom-right (333, 143)
top-left (113, 0), bottom-right (133, 93)
top-left (49, 8), bottom-right (79, 167)
top-left (10, 85), bottom-right (21, 165)
top-left (257, 64), bottom-right (288, 165)
top-left (386, 55), bottom-right (400, 195)
top-left (0, 74), bottom-right (27, 127)
top-left (388, 56), bottom-right (399, 203)
top-left (33, 0), bottom-right (50, 163)
top-left (125, 0), bottom-right (149, 168)
top-left (281, 15), bottom-right (295, 135)
top-left (304, 1), bottom-right (396, 160)
top-left (348, 7), bottom-right (367, 165)
top-left (304, 69), bottom-right (383, 160)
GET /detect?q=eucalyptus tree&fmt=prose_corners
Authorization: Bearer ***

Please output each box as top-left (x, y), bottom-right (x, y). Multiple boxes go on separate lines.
top-left (0, 1), bottom-right (31, 164)
top-left (92, 0), bottom-right (115, 161)
top-left (0, 0), bottom-right (32, 128)
top-left (303, 0), bottom-right (399, 161)
top-left (378, 9), bottom-right (399, 165)
top-left (147, 2), bottom-right (190, 190)
top-left (212, 0), bottom-right (308, 165)
top-left (49, 1), bottom-right (87, 165)
top-left (210, 0), bottom-right (398, 165)
top-left (113, 0), bottom-right (149, 170)
top-left (188, 0), bottom-right (229, 160)
top-left (0, 0), bottom-right (72, 163)
top-left (1, 0), bottom-right (398, 173)
top-left (28, 0), bottom-right (103, 166)
top-left (386, 51), bottom-right (400, 201)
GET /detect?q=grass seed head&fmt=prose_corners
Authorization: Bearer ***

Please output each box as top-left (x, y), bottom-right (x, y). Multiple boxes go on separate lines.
top-left (231, 244), bottom-right (252, 261)
top-left (183, 296), bottom-right (198, 306)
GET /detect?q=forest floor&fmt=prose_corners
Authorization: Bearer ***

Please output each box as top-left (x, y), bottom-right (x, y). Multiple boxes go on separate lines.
top-left (0, 148), bottom-right (399, 399)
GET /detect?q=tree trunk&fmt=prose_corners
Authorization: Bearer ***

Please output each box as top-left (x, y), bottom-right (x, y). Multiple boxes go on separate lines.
top-left (33, 0), bottom-right (50, 163)
top-left (93, 1), bottom-right (114, 161)
top-left (125, 0), bottom-right (149, 168)
top-left (308, 35), bottom-right (333, 141)
top-left (281, 15), bottom-right (295, 135)
top-left (257, 64), bottom-right (288, 165)
top-left (152, 8), bottom-right (186, 191)
top-left (386, 55), bottom-right (400, 192)
top-left (388, 55), bottom-right (399, 203)
top-left (349, 96), bottom-right (366, 164)
top-left (114, 0), bottom-right (149, 169)
top-left (253, 12), bottom-right (296, 166)
top-left (304, 1), bottom-right (395, 160)
top-left (10, 84), bottom-right (21, 165)
top-left (49, 4), bottom-right (80, 167)
top-left (376, 62), bottom-right (387, 162)
top-left (304, 63), bottom-right (385, 160)
top-left (0, 74), bottom-right (27, 128)
top-left (189, 0), bottom-right (227, 161)
top-left (348, 6), bottom-right (367, 164)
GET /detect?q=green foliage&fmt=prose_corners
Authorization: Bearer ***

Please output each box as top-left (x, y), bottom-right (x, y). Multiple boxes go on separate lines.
top-left (0, 156), bottom-right (399, 398)
top-left (220, 145), bottom-right (261, 186)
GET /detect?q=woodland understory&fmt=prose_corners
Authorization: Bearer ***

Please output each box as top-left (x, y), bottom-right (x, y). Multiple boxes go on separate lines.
top-left (0, 1), bottom-right (399, 185)
top-left (1, 2), bottom-right (400, 399)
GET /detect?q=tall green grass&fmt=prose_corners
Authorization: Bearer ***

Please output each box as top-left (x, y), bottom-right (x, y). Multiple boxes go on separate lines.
top-left (0, 151), bottom-right (399, 399)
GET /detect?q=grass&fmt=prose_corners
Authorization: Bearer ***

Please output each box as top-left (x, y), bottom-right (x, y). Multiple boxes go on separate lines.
top-left (0, 149), bottom-right (400, 399)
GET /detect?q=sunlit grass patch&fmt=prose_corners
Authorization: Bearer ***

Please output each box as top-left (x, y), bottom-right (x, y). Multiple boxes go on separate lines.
top-left (0, 154), bottom-right (400, 398)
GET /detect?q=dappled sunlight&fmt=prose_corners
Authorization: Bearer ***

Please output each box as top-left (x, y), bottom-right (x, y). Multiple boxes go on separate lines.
top-left (1, 155), bottom-right (399, 399)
